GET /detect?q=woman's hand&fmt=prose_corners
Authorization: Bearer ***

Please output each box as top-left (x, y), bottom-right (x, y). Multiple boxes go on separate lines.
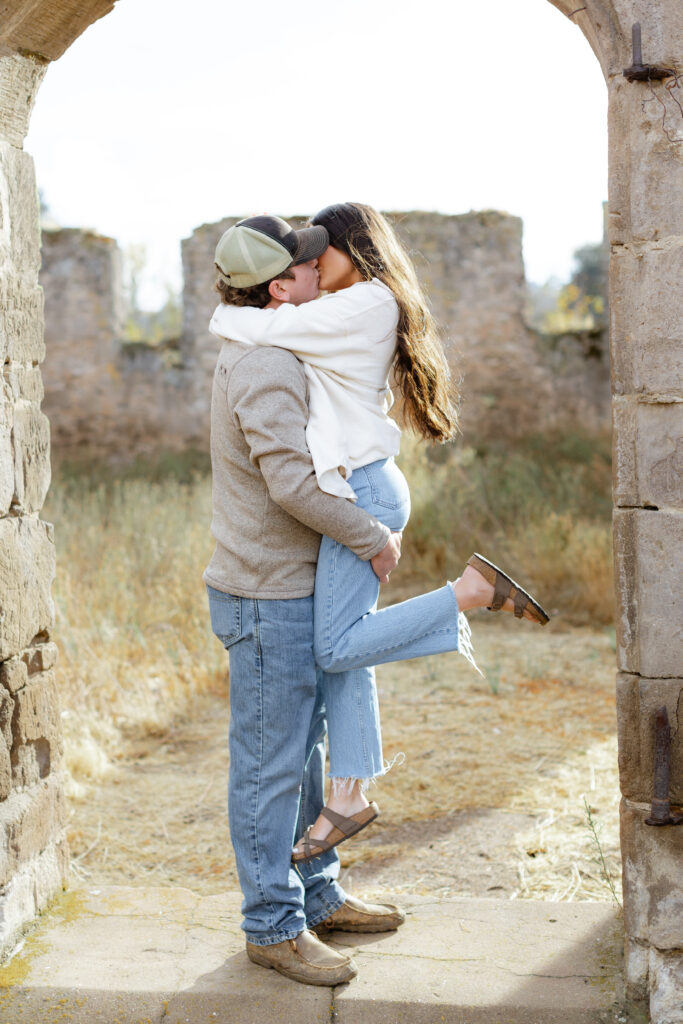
top-left (371, 532), bottom-right (402, 583)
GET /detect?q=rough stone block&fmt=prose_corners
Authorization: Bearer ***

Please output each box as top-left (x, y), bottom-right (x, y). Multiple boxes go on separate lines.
top-left (0, 141), bottom-right (40, 285)
top-left (610, 243), bottom-right (683, 398)
top-left (0, 730), bottom-right (10, 800)
top-left (0, 384), bottom-right (13, 514)
top-left (11, 669), bottom-right (60, 746)
top-left (0, 655), bottom-right (28, 693)
top-left (0, 683), bottom-right (14, 749)
top-left (620, 800), bottom-right (683, 951)
top-left (608, 76), bottom-right (683, 245)
top-left (3, 362), bottom-right (43, 403)
top-left (22, 640), bottom-right (58, 675)
top-left (613, 398), bottom-right (683, 509)
top-left (0, 839), bottom-right (68, 953)
top-left (11, 737), bottom-right (53, 788)
top-left (0, 774), bottom-right (66, 886)
top-left (9, 667), bottom-right (63, 785)
top-left (12, 399), bottom-right (50, 513)
top-left (613, 509), bottom-right (683, 676)
top-left (0, 279), bottom-right (44, 365)
top-left (617, 674), bottom-right (683, 803)
top-left (649, 949), bottom-right (683, 1024)
top-left (624, 937), bottom-right (649, 1004)
top-left (0, 53), bottom-right (47, 147)
top-left (0, 1), bottom-right (116, 63)
top-left (0, 515), bottom-right (55, 661)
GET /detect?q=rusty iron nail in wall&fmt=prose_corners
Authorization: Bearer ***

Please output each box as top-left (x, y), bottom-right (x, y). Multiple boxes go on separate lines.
top-left (623, 23), bottom-right (676, 82)
top-left (645, 706), bottom-right (683, 826)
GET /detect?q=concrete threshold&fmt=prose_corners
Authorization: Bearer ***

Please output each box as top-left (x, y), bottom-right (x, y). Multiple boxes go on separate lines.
top-left (0, 886), bottom-right (635, 1024)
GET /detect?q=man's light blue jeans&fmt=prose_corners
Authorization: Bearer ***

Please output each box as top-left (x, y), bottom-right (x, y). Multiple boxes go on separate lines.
top-left (207, 586), bottom-right (346, 945)
top-left (314, 457), bottom-right (467, 782)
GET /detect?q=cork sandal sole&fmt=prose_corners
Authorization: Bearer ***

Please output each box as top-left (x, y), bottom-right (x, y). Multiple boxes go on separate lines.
top-left (467, 553), bottom-right (550, 625)
top-left (292, 802), bottom-right (379, 863)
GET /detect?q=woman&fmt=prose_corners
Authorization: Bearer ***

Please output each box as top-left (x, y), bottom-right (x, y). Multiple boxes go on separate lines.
top-left (209, 203), bottom-right (548, 861)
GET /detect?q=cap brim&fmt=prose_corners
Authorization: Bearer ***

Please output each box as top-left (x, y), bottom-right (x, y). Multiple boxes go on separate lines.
top-left (291, 225), bottom-right (329, 265)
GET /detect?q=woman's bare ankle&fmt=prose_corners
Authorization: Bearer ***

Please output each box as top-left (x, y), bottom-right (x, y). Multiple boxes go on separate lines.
top-left (328, 779), bottom-right (369, 816)
top-left (452, 565), bottom-right (493, 612)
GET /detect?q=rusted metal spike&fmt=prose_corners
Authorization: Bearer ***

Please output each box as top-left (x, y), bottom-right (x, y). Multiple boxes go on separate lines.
top-left (623, 22), bottom-right (676, 82)
top-left (645, 707), bottom-right (683, 826)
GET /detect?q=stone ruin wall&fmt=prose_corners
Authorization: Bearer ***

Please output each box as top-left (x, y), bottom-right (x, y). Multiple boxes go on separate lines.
top-left (41, 210), bottom-right (611, 459)
top-left (0, 53), bottom-right (69, 951)
top-left (40, 229), bottom-right (195, 458)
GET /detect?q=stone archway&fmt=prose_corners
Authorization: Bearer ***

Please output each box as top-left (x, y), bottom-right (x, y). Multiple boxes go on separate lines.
top-left (0, 1), bottom-right (681, 1017)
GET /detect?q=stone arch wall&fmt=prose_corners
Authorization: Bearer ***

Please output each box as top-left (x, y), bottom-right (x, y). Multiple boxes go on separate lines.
top-left (0, 1), bottom-right (681, 1017)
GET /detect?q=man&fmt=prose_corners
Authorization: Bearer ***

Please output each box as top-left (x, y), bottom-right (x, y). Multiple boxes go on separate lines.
top-left (204, 215), bottom-right (404, 987)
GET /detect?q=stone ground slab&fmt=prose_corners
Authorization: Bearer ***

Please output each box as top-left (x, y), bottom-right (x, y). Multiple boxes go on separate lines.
top-left (0, 886), bottom-right (636, 1024)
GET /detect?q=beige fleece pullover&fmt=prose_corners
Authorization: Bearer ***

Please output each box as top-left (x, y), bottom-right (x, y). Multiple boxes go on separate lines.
top-left (203, 342), bottom-right (391, 600)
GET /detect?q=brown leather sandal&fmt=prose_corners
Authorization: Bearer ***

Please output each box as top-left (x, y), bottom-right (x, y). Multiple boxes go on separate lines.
top-left (467, 553), bottom-right (550, 625)
top-left (292, 802), bottom-right (379, 863)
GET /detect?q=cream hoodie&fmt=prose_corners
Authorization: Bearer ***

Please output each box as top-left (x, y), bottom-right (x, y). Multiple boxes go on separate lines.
top-left (209, 279), bottom-right (401, 500)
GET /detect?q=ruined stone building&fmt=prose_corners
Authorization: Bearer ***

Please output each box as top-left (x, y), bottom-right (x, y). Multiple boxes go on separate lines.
top-left (40, 209), bottom-right (611, 459)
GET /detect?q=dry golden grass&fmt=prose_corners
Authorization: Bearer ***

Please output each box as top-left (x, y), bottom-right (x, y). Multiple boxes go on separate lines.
top-left (63, 622), bottom-right (620, 907)
top-left (46, 436), bottom-right (619, 905)
top-left (356, 619), bottom-right (621, 904)
top-left (396, 431), bottom-right (614, 626)
top-left (43, 473), bottom-right (223, 792)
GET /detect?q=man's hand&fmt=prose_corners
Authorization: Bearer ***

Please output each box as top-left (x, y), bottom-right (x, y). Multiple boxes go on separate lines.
top-left (371, 532), bottom-right (402, 583)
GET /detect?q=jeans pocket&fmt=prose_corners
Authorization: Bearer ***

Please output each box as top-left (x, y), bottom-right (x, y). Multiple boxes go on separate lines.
top-left (361, 460), bottom-right (411, 512)
top-left (207, 588), bottom-right (242, 649)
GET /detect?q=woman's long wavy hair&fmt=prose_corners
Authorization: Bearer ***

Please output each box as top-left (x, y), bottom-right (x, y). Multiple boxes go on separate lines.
top-left (310, 203), bottom-right (458, 443)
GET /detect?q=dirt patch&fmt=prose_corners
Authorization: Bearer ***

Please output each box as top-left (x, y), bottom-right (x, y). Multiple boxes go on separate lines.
top-left (66, 618), bottom-right (621, 906)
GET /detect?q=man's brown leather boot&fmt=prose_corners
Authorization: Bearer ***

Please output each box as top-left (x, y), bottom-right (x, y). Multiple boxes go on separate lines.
top-left (313, 894), bottom-right (406, 935)
top-left (246, 928), bottom-right (358, 986)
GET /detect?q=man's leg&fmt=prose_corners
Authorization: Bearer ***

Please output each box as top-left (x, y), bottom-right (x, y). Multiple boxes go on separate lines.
top-left (224, 594), bottom-right (319, 944)
top-left (298, 669), bottom-right (346, 928)
top-left (209, 586), bottom-right (358, 985)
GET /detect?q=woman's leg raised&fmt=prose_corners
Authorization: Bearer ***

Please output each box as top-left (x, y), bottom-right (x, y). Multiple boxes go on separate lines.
top-left (299, 457), bottom-right (544, 856)
top-left (292, 460), bottom-right (409, 855)
top-left (314, 458), bottom-right (463, 675)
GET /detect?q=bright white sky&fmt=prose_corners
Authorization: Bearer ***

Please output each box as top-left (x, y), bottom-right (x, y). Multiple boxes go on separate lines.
top-left (26, 0), bottom-right (608, 309)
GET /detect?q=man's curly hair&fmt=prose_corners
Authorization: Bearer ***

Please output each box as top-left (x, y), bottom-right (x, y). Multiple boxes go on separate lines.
top-left (214, 265), bottom-right (295, 308)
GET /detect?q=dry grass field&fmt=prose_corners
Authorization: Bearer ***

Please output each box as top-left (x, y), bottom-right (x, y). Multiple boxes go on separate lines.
top-left (46, 434), bottom-right (620, 908)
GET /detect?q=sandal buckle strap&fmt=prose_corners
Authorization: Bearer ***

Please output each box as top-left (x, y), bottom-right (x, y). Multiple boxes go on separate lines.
top-left (490, 574), bottom-right (512, 612)
top-left (320, 806), bottom-right (360, 836)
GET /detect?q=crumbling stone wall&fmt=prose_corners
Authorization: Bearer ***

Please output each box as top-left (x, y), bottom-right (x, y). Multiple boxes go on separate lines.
top-left (0, 52), bottom-right (68, 950)
top-left (181, 209), bottom-right (610, 447)
top-left (39, 211), bottom-right (610, 457)
top-left (41, 228), bottom-right (198, 458)
top-left (393, 210), bottom-right (555, 436)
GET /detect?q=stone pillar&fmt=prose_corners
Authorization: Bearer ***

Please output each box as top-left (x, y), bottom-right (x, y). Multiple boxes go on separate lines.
top-left (0, 53), bottom-right (68, 950)
top-left (606, 10), bottom-right (683, 1024)
top-left (549, 1), bottom-right (682, 1018)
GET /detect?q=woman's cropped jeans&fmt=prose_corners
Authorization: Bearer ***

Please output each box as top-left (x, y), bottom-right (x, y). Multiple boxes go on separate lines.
top-left (314, 457), bottom-right (466, 782)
